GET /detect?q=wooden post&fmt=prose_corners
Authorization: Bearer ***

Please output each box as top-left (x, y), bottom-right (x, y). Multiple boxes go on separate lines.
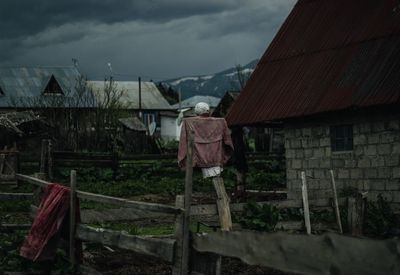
top-left (172, 195), bottom-right (184, 275)
top-left (112, 151), bottom-right (118, 180)
top-left (329, 170), bottom-right (343, 234)
top-left (39, 139), bottom-right (48, 176)
top-left (301, 171), bottom-right (311, 235)
top-left (181, 130), bottom-right (194, 275)
top-left (347, 193), bottom-right (366, 236)
top-left (69, 170), bottom-right (77, 267)
top-left (47, 139), bottom-right (53, 181)
top-left (212, 176), bottom-right (232, 231)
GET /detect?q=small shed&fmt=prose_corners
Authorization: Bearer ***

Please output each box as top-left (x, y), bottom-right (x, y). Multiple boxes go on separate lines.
top-left (118, 117), bottom-right (148, 153)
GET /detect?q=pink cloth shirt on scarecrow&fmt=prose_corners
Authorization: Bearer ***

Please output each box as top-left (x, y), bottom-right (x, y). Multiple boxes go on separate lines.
top-left (178, 116), bottom-right (234, 168)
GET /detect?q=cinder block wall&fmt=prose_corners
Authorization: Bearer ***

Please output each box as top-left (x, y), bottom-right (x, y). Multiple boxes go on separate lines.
top-left (285, 111), bottom-right (400, 208)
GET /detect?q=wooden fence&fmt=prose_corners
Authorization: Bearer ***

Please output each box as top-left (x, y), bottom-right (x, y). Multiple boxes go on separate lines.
top-left (1, 173), bottom-right (399, 274)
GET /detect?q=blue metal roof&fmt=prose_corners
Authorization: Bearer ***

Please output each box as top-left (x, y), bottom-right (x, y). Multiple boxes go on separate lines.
top-left (0, 66), bottom-right (86, 108)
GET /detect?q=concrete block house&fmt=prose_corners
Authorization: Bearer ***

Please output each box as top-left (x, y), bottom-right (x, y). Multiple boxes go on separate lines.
top-left (226, 0), bottom-right (400, 208)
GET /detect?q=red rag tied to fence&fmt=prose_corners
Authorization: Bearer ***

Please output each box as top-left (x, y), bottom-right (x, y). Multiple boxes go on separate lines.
top-left (20, 183), bottom-right (81, 261)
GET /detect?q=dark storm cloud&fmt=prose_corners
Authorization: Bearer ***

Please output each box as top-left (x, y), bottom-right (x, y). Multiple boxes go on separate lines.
top-left (0, 0), bottom-right (239, 40)
top-left (0, 0), bottom-right (296, 78)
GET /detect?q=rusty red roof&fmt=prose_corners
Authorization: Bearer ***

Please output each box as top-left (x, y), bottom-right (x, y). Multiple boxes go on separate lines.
top-left (227, 0), bottom-right (400, 126)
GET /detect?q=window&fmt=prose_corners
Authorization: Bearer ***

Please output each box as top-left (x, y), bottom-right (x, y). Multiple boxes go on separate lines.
top-left (330, 125), bottom-right (353, 152)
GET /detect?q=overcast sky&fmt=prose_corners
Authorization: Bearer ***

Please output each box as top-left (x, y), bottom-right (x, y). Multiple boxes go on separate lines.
top-left (0, 0), bottom-right (296, 80)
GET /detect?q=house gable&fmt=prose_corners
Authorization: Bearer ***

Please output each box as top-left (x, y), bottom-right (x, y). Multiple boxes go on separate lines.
top-left (43, 75), bottom-right (64, 95)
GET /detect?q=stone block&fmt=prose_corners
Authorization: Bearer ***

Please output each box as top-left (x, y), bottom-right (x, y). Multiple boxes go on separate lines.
top-left (392, 192), bottom-right (400, 203)
top-left (310, 139), bottom-right (320, 148)
top-left (380, 132), bottom-right (395, 143)
top-left (368, 134), bottom-right (380, 144)
top-left (359, 122), bottom-right (371, 133)
top-left (320, 137), bottom-right (330, 147)
top-left (302, 160), bottom-right (309, 169)
top-left (358, 158), bottom-right (371, 168)
top-left (285, 139), bottom-right (290, 148)
top-left (353, 134), bottom-right (367, 145)
top-left (286, 169), bottom-right (298, 180)
top-left (370, 156), bottom-right (385, 167)
top-left (308, 159), bottom-right (320, 168)
top-left (350, 169), bottom-right (362, 179)
top-left (365, 145), bottom-right (377, 156)
top-left (291, 139), bottom-right (301, 149)
top-left (385, 155), bottom-right (400, 167)
top-left (393, 167), bottom-right (400, 179)
top-left (377, 144), bottom-right (391, 155)
top-left (344, 159), bottom-right (357, 168)
top-left (314, 169), bottom-right (326, 179)
top-left (292, 159), bottom-right (302, 169)
top-left (377, 168), bottom-right (391, 179)
top-left (319, 179), bottom-right (331, 189)
top-left (313, 148), bottom-right (325, 158)
top-left (370, 180), bottom-right (386, 191)
top-left (285, 149), bottom-right (295, 158)
top-left (386, 181), bottom-right (400, 191)
top-left (338, 169), bottom-right (350, 179)
top-left (302, 127), bottom-right (312, 137)
top-left (301, 138), bottom-right (310, 148)
top-left (311, 126), bottom-right (323, 137)
top-left (332, 159), bottom-right (345, 168)
top-left (353, 146), bottom-right (364, 156)
top-left (387, 119), bottom-right (400, 130)
top-left (319, 159), bottom-right (331, 169)
top-left (393, 143), bottom-right (400, 154)
top-left (372, 121), bottom-right (385, 132)
top-left (304, 149), bottom-right (313, 158)
top-left (295, 149), bottom-right (304, 158)
top-left (295, 129), bottom-right (302, 137)
top-left (365, 168), bottom-right (378, 179)
top-left (325, 147), bottom-right (331, 157)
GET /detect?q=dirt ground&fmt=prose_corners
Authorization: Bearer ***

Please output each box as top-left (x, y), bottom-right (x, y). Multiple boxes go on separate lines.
top-left (84, 247), bottom-right (296, 275)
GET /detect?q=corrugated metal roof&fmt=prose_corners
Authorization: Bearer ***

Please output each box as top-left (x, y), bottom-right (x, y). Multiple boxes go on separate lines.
top-left (89, 81), bottom-right (172, 110)
top-left (227, 0), bottom-right (400, 126)
top-left (0, 66), bottom-right (83, 108)
top-left (172, 95), bottom-right (221, 109)
top-left (118, 117), bottom-right (147, 131)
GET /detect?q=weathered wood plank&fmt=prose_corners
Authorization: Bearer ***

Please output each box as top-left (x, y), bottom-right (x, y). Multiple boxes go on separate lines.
top-left (301, 171), bottom-right (311, 235)
top-left (0, 192), bottom-right (33, 200)
top-left (76, 224), bottom-right (175, 263)
top-left (192, 231), bottom-right (400, 275)
top-left (16, 174), bottom-right (50, 187)
top-left (77, 191), bottom-right (181, 215)
top-left (189, 198), bottom-right (346, 216)
top-left (80, 208), bottom-right (172, 223)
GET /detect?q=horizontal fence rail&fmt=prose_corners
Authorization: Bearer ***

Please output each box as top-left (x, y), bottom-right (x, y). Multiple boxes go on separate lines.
top-left (16, 174), bottom-right (182, 215)
top-left (192, 231), bottom-right (400, 275)
top-left (76, 224), bottom-right (176, 263)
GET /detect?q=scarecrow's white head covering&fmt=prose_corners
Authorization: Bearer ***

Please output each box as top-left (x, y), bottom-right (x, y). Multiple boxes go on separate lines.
top-left (194, 102), bottom-right (210, 115)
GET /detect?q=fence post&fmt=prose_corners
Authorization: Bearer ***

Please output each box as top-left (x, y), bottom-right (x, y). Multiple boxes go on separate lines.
top-left (329, 170), bottom-right (343, 234)
top-left (69, 170), bottom-right (77, 267)
top-left (39, 139), bottom-right (48, 178)
top-left (301, 171), bottom-right (311, 235)
top-left (172, 195), bottom-right (184, 275)
top-left (347, 192), bottom-right (366, 236)
top-left (112, 151), bottom-right (118, 180)
top-left (212, 176), bottom-right (232, 231)
top-left (47, 139), bottom-right (53, 181)
top-left (181, 130), bottom-right (194, 275)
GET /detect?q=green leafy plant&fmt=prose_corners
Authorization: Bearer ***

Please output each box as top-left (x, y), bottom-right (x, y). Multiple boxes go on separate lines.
top-left (236, 202), bottom-right (279, 232)
top-left (364, 194), bottom-right (397, 237)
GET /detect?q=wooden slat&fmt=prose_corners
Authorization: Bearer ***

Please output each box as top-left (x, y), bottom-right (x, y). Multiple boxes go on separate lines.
top-left (192, 231), bottom-right (400, 275)
top-left (76, 224), bottom-right (175, 262)
top-left (0, 192), bottom-right (33, 200)
top-left (189, 198), bottom-right (346, 216)
top-left (16, 173), bottom-right (50, 187)
top-left (77, 191), bottom-right (181, 215)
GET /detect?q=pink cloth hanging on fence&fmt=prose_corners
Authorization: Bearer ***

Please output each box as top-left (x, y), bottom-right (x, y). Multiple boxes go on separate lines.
top-left (20, 183), bottom-right (81, 261)
top-left (178, 117), bottom-right (234, 168)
